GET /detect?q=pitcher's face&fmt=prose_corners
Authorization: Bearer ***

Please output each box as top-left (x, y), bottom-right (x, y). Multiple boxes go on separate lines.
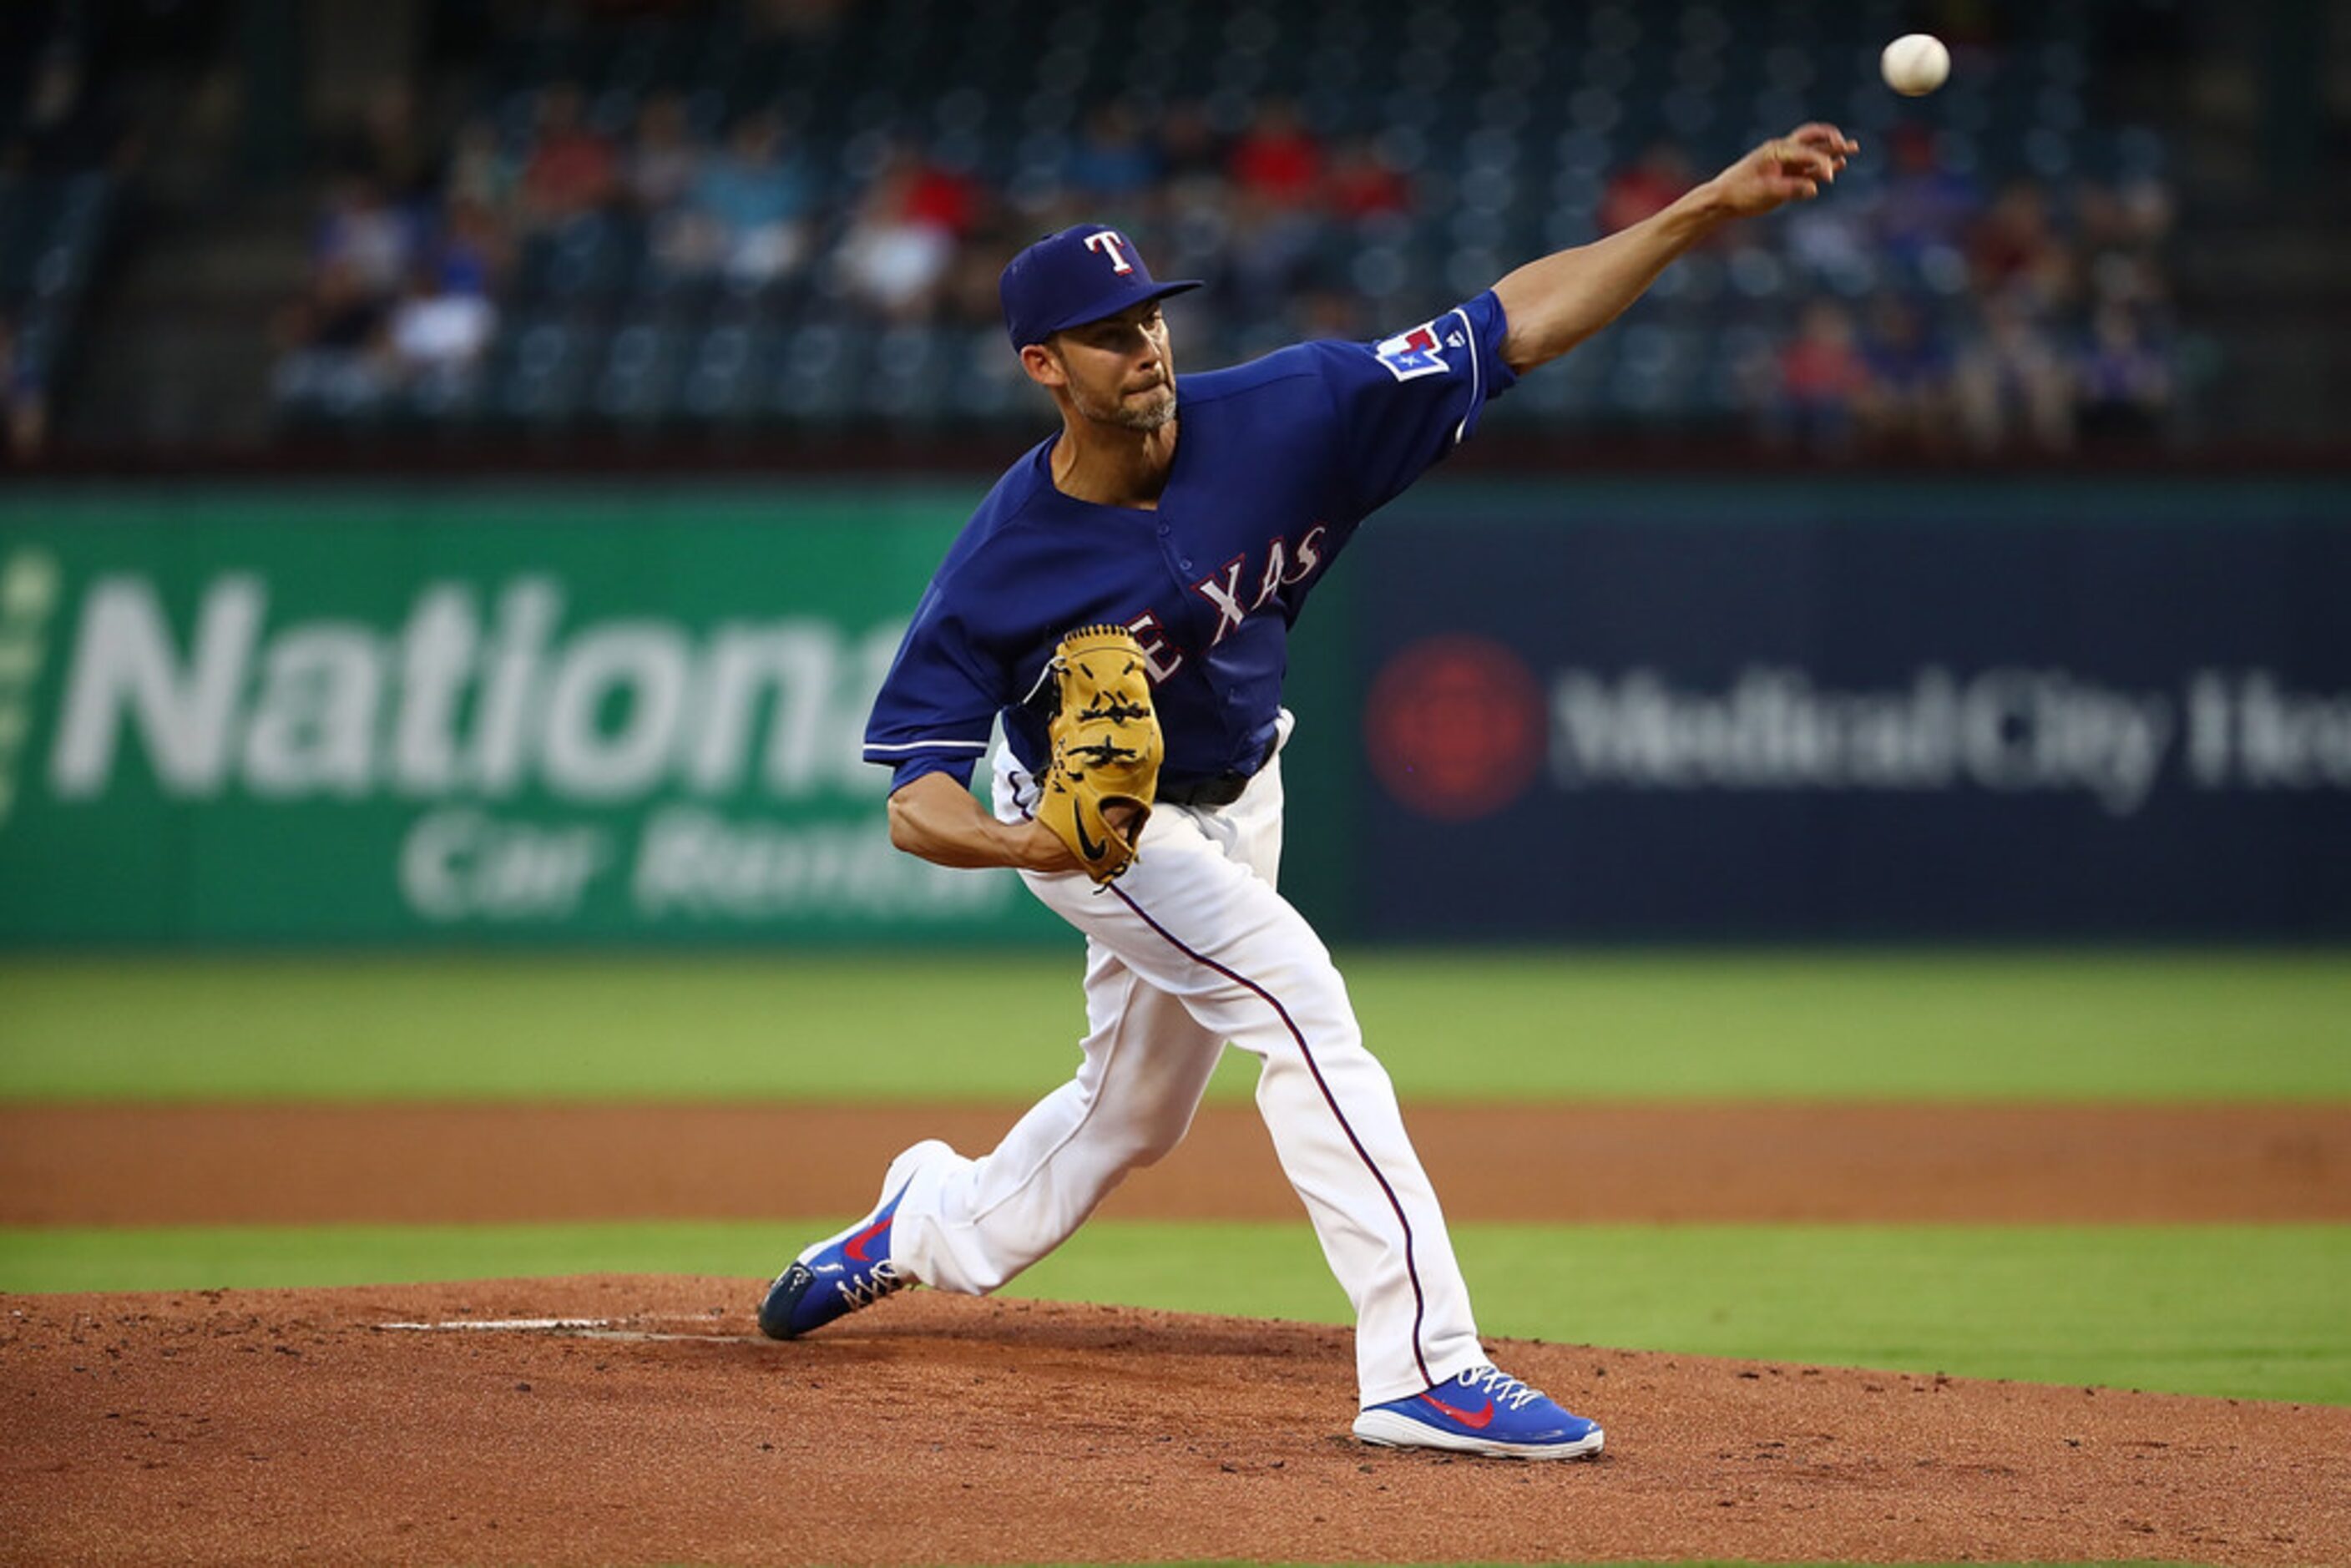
top-left (1042, 299), bottom-right (1176, 432)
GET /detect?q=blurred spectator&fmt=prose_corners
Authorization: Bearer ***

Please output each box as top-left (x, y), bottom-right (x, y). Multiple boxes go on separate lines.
top-left (941, 214), bottom-right (1021, 330)
top-left (386, 268), bottom-right (498, 399)
top-left (1772, 300), bottom-right (1872, 453)
top-left (1216, 99), bottom-right (1329, 323)
top-left (2073, 304), bottom-right (2172, 443)
top-left (1782, 196), bottom-right (1874, 293)
top-left (2076, 176), bottom-right (2174, 313)
top-left (1226, 98), bottom-right (1323, 206)
top-left (1157, 99), bottom-right (1226, 190)
top-left (1324, 134), bottom-right (1413, 227)
top-left (837, 139), bottom-right (983, 320)
top-left (1067, 100), bottom-right (1162, 208)
top-left (0, 316), bottom-right (50, 460)
top-left (518, 83), bottom-right (618, 235)
top-left (1858, 296), bottom-right (1956, 453)
top-left (447, 115), bottom-right (522, 225)
top-left (430, 197), bottom-right (510, 300)
top-left (1955, 294), bottom-right (2074, 453)
top-left (1154, 98), bottom-right (1233, 260)
top-left (1600, 140), bottom-right (1693, 235)
top-left (313, 175), bottom-right (419, 300)
top-left (1223, 188), bottom-right (1324, 326)
top-left (272, 258), bottom-right (392, 413)
top-left (1968, 180), bottom-right (2070, 307)
top-left (1875, 125), bottom-right (1977, 288)
top-left (2115, 178), bottom-right (2176, 251)
top-left (658, 110), bottom-right (815, 289)
top-left (626, 91), bottom-right (704, 217)
top-left (338, 82), bottom-right (434, 208)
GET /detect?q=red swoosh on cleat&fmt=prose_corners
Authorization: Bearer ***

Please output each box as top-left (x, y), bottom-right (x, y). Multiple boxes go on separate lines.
top-left (842, 1212), bottom-right (893, 1263)
top-left (1418, 1393), bottom-right (1494, 1429)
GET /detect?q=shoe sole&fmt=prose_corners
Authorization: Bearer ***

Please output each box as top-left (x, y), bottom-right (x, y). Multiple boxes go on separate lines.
top-left (1352, 1409), bottom-right (1605, 1460)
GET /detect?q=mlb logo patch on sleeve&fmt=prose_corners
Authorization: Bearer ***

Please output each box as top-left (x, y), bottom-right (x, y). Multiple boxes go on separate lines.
top-left (1372, 321), bottom-right (1459, 382)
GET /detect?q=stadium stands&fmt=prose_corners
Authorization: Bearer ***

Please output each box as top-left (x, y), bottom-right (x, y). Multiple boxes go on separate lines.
top-left (29, 1), bottom-right (2207, 454)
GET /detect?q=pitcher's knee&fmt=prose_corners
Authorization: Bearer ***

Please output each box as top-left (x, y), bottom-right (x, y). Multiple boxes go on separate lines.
top-left (1102, 1112), bottom-right (1193, 1171)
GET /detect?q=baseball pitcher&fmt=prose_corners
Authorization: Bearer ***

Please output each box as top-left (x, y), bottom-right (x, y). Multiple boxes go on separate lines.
top-left (761, 124), bottom-right (1857, 1458)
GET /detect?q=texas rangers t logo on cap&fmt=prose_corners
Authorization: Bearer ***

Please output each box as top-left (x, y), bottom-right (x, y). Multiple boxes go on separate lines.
top-left (1084, 230), bottom-right (1135, 275)
top-left (999, 223), bottom-right (1204, 349)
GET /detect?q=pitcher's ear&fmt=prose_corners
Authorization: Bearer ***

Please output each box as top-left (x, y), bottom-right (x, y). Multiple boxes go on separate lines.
top-left (1019, 340), bottom-right (1066, 388)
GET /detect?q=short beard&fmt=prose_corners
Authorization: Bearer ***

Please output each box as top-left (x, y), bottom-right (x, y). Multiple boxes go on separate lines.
top-left (1072, 379), bottom-right (1176, 432)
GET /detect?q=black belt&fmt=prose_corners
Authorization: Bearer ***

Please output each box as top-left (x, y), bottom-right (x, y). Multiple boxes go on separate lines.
top-left (1160, 738), bottom-right (1275, 808)
top-left (1159, 766), bottom-right (1256, 809)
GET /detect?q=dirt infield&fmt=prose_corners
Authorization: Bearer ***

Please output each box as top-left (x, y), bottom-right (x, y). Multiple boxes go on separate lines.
top-left (5, 1099), bottom-right (2350, 1565)
top-left (5, 1281), bottom-right (2348, 1567)
top-left (5, 1100), bottom-right (2349, 1225)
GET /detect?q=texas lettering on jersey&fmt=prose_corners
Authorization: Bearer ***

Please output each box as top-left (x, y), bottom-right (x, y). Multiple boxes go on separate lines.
top-left (1122, 524), bottom-right (1327, 677)
top-left (1156, 526), bottom-right (1326, 662)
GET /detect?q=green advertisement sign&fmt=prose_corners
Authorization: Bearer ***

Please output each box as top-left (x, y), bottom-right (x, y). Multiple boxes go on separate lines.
top-left (0, 487), bottom-right (1065, 943)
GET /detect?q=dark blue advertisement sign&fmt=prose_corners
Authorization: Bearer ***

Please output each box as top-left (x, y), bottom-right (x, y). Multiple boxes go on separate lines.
top-left (1350, 483), bottom-right (2351, 939)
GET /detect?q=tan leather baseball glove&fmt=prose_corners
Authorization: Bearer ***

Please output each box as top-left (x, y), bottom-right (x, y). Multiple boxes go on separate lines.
top-left (1035, 624), bottom-right (1162, 884)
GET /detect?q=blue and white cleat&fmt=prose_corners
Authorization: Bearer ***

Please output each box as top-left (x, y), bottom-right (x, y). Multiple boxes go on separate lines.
top-left (757, 1140), bottom-right (949, 1340)
top-left (1352, 1365), bottom-right (1605, 1459)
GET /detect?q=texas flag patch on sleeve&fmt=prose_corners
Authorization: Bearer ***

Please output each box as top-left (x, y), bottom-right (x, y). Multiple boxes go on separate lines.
top-left (1372, 320), bottom-right (1454, 382)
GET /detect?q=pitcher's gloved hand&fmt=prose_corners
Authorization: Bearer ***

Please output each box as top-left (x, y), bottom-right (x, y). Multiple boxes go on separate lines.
top-left (1034, 625), bottom-right (1162, 884)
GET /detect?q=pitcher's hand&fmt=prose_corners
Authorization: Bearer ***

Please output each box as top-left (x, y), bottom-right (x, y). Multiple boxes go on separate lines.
top-left (1707, 124), bottom-right (1858, 217)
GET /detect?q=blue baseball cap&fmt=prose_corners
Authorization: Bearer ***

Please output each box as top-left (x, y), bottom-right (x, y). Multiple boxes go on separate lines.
top-left (999, 224), bottom-right (1202, 350)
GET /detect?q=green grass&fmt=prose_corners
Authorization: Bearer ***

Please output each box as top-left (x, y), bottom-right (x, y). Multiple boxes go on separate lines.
top-left (1019, 1222), bottom-right (2351, 1408)
top-left (5, 1221), bottom-right (2344, 1407)
top-left (3, 950), bottom-right (2346, 1103)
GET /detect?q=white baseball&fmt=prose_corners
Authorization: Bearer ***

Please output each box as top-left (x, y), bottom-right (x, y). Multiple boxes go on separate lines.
top-left (1881, 33), bottom-right (1950, 97)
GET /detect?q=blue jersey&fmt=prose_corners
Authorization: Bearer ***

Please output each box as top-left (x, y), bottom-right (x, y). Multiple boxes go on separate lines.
top-left (865, 291), bottom-right (1518, 793)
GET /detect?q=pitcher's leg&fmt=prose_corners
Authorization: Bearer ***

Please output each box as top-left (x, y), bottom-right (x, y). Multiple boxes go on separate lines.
top-left (889, 948), bottom-right (1225, 1296)
top-left (1100, 875), bottom-right (1485, 1404)
top-left (1015, 798), bottom-right (1483, 1406)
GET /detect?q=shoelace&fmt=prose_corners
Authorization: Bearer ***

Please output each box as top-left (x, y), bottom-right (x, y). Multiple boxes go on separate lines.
top-left (1457, 1365), bottom-right (1547, 1411)
top-left (833, 1258), bottom-right (908, 1313)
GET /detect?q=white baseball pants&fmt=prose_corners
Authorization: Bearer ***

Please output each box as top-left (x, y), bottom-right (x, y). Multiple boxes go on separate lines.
top-left (885, 721), bottom-right (1487, 1405)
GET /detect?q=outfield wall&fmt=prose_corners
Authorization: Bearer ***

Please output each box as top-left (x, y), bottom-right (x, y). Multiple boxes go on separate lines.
top-left (1348, 478), bottom-right (2351, 940)
top-left (1, 478), bottom-right (2344, 944)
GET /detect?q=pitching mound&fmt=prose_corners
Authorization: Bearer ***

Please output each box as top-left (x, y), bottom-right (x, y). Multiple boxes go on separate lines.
top-left (6, 1277), bottom-right (2347, 1566)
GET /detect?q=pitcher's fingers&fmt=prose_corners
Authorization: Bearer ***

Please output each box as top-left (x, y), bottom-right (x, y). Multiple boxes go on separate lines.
top-left (1792, 124), bottom-right (1861, 160)
top-left (1776, 144), bottom-right (1838, 182)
